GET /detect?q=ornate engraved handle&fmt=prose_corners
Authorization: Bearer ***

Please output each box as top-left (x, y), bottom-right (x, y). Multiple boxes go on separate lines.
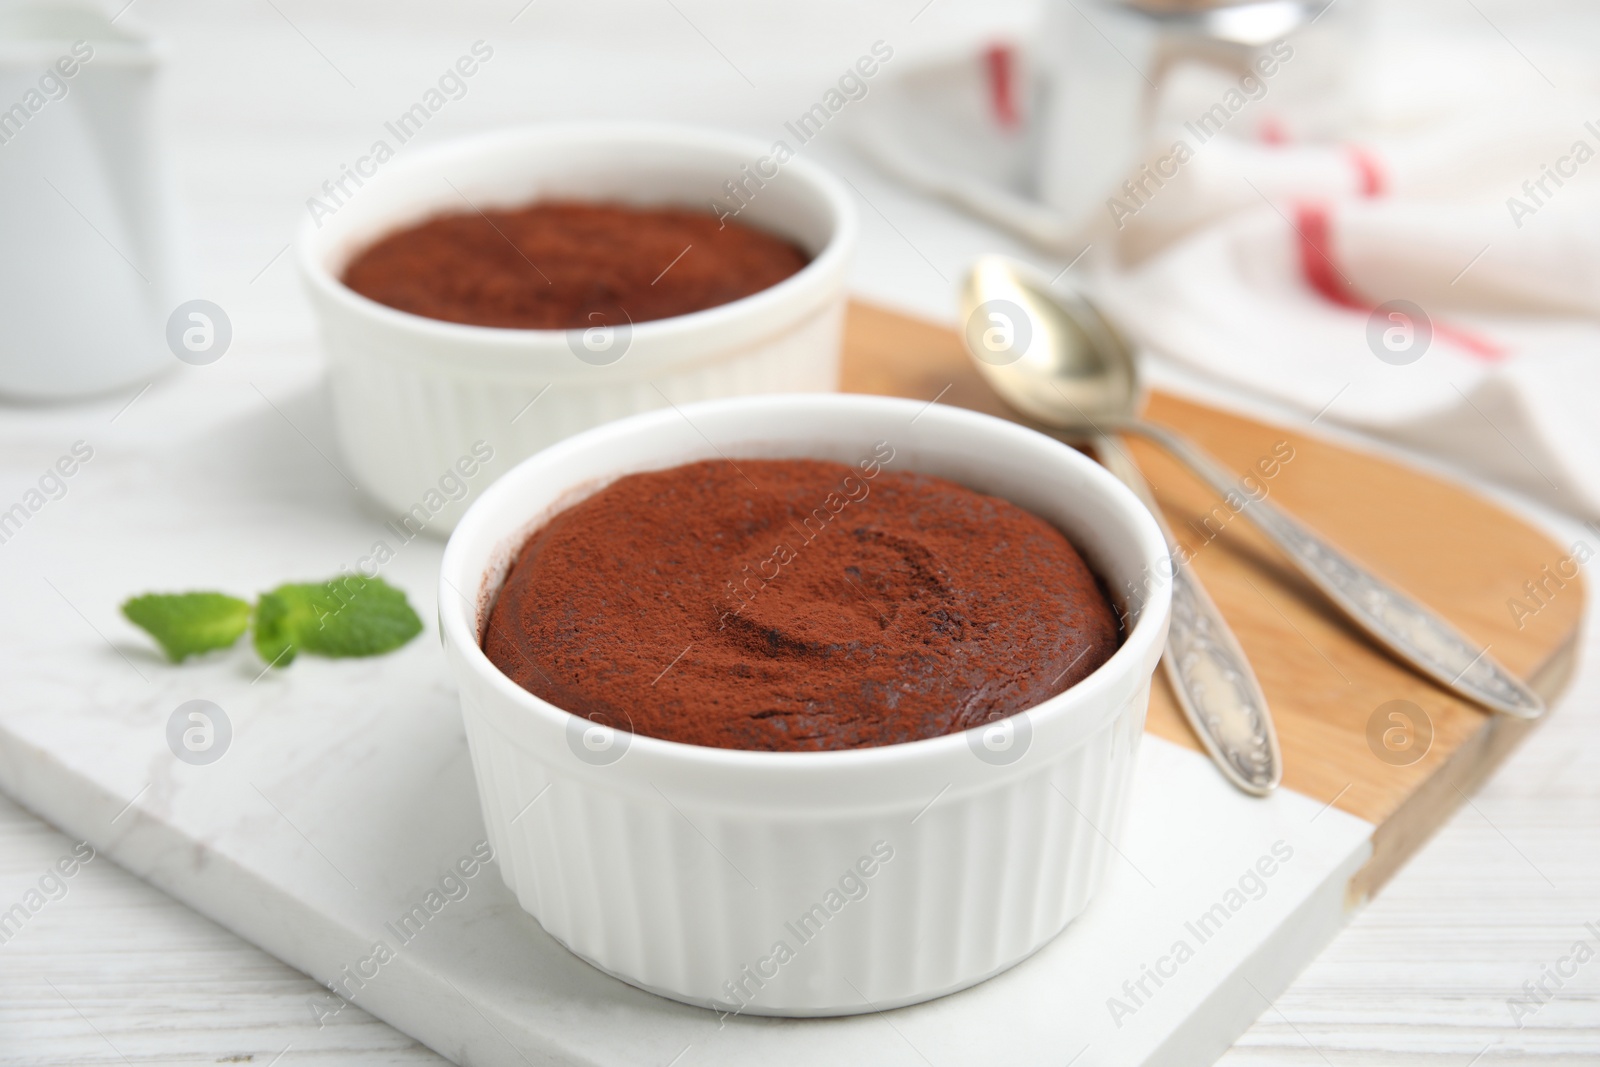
top-left (1098, 436), bottom-right (1282, 795)
top-left (1125, 420), bottom-right (1546, 720)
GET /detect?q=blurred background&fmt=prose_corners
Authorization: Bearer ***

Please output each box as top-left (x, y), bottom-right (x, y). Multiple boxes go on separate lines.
top-left (12, 0), bottom-right (1600, 510)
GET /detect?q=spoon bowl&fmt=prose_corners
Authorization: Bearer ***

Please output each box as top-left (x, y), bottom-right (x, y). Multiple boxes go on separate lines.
top-left (961, 255), bottom-right (1139, 432)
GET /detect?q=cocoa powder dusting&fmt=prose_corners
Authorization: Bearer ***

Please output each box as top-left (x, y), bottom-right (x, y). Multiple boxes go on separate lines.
top-left (341, 201), bottom-right (809, 329)
top-left (483, 457), bottom-right (1122, 752)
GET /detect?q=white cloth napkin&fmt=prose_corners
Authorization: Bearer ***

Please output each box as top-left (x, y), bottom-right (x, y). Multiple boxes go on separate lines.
top-left (1094, 109), bottom-right (1600, 518)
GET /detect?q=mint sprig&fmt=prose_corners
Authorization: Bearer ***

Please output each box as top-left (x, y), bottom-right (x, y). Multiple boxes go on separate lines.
top-left (122, 576), bottom-right (423, 668)
top-left (254, 577), bottom-right (424, 666)
top-left (122, 592), bottom-right (252, 662)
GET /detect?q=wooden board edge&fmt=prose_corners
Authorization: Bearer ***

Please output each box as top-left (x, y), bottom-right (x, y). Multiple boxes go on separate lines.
top-left (1346, 624), bottom-right (1582, 904)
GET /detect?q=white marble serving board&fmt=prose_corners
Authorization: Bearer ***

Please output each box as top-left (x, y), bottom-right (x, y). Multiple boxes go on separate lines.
top-left (0, 366), bottom-right (1373, 1067)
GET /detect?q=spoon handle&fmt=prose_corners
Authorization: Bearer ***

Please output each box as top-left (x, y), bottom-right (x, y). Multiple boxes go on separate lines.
top-left (1123, 420), bottom-right (1546, 720)
top-left (1096, 435), bottom-right (1282, 795)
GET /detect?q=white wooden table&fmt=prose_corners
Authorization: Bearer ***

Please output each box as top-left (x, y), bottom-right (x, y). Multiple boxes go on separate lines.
top-left (2, 0), bottom-right (1598, 1063)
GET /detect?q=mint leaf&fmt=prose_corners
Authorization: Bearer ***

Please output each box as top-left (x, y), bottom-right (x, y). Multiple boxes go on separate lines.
top-left (251, 587), bottom-right (307, 667)
top-left (252, 576), bottom-right (423, 668)
top-left (122, 592), bottom-right (252, 662)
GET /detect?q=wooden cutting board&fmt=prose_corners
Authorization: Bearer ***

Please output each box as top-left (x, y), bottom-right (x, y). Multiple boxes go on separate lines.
top-left (840, 301), bottom-right (1584, 900)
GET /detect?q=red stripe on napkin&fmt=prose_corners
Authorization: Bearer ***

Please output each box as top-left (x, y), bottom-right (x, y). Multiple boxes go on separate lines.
top-left (1346, 145), bottom-right (1387, 198)
top-left (1294, 203), bottom-right (1507, 361)
top-left (1295, 204), bottom-right (1365, 310)
top-left (984, 44), bottom-right (1019, 130)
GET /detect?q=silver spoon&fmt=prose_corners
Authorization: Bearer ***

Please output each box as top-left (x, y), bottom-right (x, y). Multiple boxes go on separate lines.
top-left (960, 261), bottom-right (1282, 794)
top-left (961, 255), bottom-right (1546, 723)
top-left (1095, 428), bottom-right (1283, 794)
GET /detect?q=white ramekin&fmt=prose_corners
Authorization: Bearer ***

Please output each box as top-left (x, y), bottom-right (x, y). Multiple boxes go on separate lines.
top-left (439, 394), bottom-right (1171, 1016)
top-left (298, 123), bottom-right (857, 534)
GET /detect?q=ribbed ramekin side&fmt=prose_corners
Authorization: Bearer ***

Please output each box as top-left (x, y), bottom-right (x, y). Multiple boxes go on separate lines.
top-left (454, 675), bottom-right (1148, 1015)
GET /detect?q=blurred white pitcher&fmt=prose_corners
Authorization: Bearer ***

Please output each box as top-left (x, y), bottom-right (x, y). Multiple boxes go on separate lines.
top-left (0, 5), bottom-right (185, 401)
top-left (1035, 0), bottom-right (1354, 241)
